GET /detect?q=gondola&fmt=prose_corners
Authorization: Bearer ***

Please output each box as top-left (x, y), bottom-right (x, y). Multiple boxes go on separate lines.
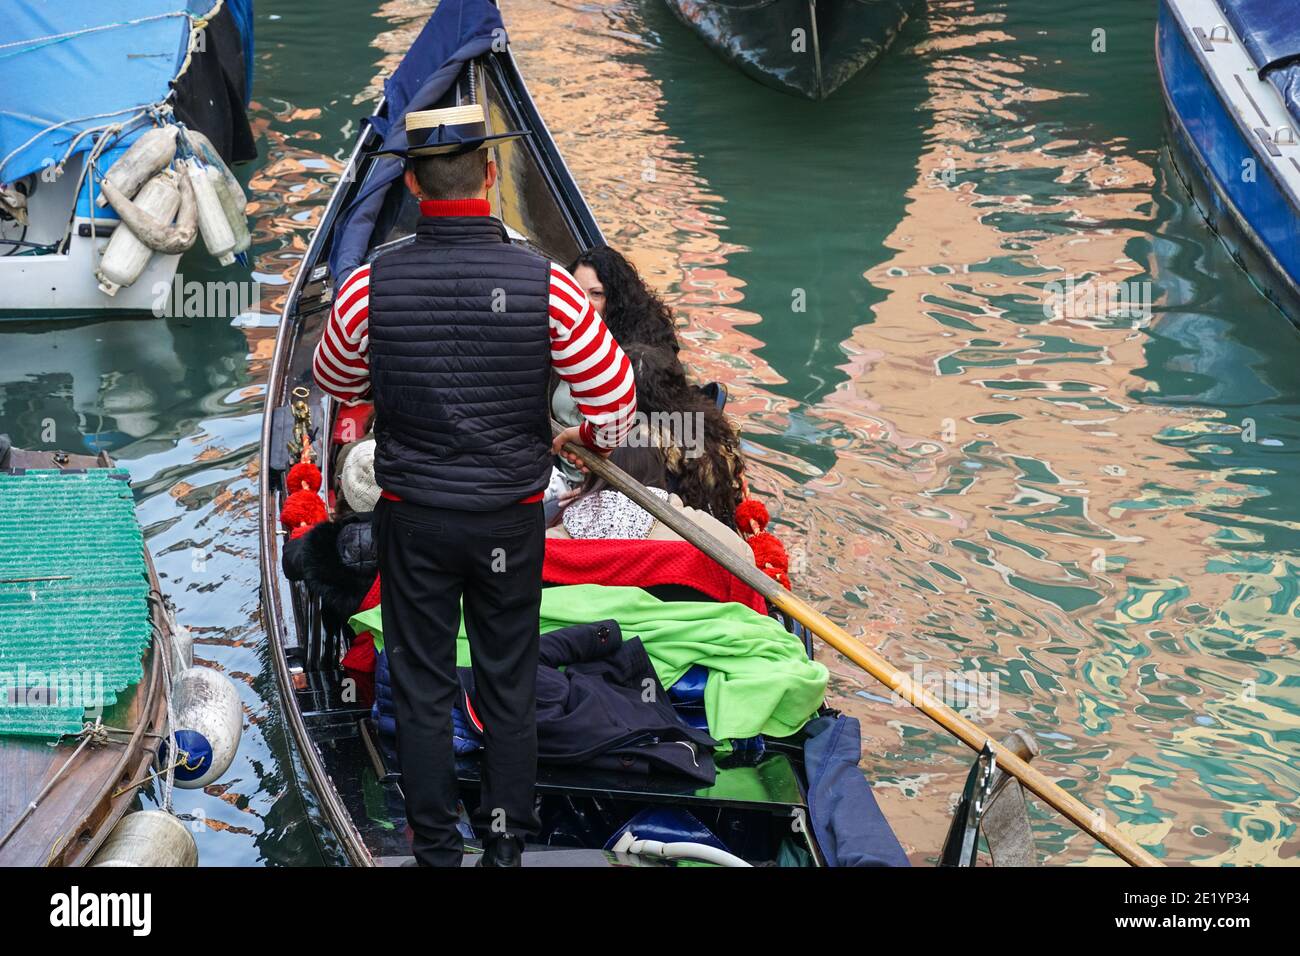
top-left (662, 0), bottom-right (919, 100)
top-left (258, 0), bottom-right (1037, 867)
top-left (1157, 0), bottom-right (1300, 323)
top-left (0, 444), bottom-right (169, 866)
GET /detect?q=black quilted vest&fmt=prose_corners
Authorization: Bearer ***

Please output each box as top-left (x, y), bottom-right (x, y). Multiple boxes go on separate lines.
top-left (367, 215), bottom-right (552, 510)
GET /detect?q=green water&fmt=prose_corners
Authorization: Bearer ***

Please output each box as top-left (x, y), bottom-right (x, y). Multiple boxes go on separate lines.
top-left (1, 0), bottom-right (1296, 864)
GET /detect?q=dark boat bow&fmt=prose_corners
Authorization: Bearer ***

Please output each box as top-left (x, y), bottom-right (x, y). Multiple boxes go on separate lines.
top-left (664, 0), bottom-right (918, 99)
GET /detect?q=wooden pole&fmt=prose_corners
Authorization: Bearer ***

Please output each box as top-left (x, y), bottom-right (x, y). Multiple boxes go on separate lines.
top-left (554, 427), bottom-right (1162, 867)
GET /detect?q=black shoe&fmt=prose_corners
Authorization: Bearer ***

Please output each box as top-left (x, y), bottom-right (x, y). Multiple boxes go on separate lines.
top-left (477, 834), bottom-right (524, 867)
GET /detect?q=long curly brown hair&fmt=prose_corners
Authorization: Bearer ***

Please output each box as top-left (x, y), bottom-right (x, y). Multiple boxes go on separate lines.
top-left (624, 342), bottom-right (746, 526)
top-left (569, 246), bottom-right (681, 353)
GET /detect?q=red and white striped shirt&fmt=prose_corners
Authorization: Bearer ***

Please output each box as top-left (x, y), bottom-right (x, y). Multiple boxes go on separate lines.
top-left (312, 200), bottom-right (637, 452)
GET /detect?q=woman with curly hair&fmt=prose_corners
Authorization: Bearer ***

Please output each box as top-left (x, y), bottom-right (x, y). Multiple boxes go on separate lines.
top-left (550, 246), bottom-right (683, 491)
top-left (568, 246), bottom-right (681, 354)
top-left (622, 342), bottom-right (747, 527)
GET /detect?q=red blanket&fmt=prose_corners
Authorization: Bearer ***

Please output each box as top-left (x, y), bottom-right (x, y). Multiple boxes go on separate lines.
top-left (543, 538), bottom-right (767, 615)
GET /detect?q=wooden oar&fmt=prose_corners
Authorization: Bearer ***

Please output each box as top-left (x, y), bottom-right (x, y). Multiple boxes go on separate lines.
top-left (553, 426), bottom-right (1162, 867)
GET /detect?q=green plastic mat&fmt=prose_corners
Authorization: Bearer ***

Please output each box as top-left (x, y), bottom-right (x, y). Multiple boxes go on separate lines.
top-left (0, 468), bottom-right (151, 737)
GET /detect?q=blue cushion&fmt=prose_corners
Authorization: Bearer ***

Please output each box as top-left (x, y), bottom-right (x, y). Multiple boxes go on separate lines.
top-left (668, 664), bottom-right (708, 704)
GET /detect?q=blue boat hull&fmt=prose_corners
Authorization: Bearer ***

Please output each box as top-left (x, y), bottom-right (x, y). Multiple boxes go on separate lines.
top-left (1156, 0), bottom-right (1300, 323)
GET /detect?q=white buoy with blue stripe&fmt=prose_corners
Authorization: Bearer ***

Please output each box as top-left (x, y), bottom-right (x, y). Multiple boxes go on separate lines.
top-left (167, 666), bottom-right (243, 790)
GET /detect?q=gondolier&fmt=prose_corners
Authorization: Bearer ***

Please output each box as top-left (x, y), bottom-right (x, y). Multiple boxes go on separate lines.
top-left (313, 102), bottom-right (637, 867)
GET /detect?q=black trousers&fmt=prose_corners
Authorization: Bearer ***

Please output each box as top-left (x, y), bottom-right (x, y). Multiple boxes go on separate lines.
top-left (374, 496), bottom-right (544, 866)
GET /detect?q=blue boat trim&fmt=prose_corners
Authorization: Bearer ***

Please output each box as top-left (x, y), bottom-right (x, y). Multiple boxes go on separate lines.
top-left (1164, 95), bottom-right (1300, 321)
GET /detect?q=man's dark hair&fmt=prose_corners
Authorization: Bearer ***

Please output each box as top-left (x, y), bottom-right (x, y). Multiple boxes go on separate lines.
top-left (407, 149), bottom-right (488, 200)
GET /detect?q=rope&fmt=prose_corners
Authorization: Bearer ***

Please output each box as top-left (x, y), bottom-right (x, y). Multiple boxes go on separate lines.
top-left (112, 755), bottom-right (189, 799)
top-left (0, 106), bottom-right (152, 183)
top-left (0, 0), bottom-right (218, 181)
top-left (0, 12), bottom-right (191, 57)
top-left (0, 718), bottom-right (116, 854)
top-left (148, 587), bottom-right (183, 814)
top-left (69, 118), bottom-right (130, 255)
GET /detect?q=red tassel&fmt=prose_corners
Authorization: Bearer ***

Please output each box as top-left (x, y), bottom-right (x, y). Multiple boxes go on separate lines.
top-left (748, 531), bottom-right (790, 589)
top-left (287, 461), bottom-right (322, 493)
top-left (280, 489), bottom-right (327, 532)
top-left (735, 498), bottom-right (770, 537)
top-left (737, 499), bottom-right (792, 587)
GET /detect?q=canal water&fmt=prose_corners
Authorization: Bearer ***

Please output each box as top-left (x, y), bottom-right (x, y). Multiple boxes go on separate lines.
top-left (2, 0), bottom-right (1296, 864)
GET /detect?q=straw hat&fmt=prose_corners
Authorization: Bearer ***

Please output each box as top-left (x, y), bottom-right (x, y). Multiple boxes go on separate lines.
top-left (376, 103), bottom-right (529, 158)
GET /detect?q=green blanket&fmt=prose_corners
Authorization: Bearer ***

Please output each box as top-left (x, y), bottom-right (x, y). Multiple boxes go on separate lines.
top-left (350, 584), bottom-right (828, 741)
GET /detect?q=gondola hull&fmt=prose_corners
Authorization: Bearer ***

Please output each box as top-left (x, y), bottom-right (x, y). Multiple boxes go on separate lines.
top-left (663, 0), bottom-right (916, 99)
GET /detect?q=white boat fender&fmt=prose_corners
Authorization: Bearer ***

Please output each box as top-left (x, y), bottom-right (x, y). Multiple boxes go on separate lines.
top-left (99, 165), bottom-right (197, 255)
top-left (186, 159), bottom-right (237, 266)
top-left (89, 810), bottom-right (198, 867)
top-left (183, 128), bottom-right (248, 210)
top-left (166, 666), bottom-right (243, 790)
top-left (97, 126), bottom-right (178, 206)
top-left (610, 831), bottom-right (752, 867)
top-left (95, 169), bottom-right (181, 296)
top-left (207, 164), bottom-right (251, 256)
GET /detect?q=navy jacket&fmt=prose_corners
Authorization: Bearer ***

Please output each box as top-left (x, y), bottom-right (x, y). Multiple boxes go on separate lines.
top-left (458, 620), bottom-right (718, 784)
top-left (281, 511), bottom-right (376, 625)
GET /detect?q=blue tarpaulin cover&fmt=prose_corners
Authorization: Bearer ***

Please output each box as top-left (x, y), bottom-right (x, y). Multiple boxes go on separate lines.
top-left (327, 0), bottom-right (504, 283)
top-left (1217, 0), bottom-right (1300, 71)
top-left (1268, 64), bottom-right (1300, 125)
top-left (804, 715), bottom-right (910, 867)
top-left (1216, 0), bottom-right (1300, 126)
top-left (0, 1), bottom-right (233, 182)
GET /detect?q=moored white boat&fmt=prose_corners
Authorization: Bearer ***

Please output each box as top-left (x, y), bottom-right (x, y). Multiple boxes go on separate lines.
top-left (0, 0), bottom-right (256, 317)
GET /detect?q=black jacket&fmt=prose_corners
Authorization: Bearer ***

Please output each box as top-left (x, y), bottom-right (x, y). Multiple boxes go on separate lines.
top-left (281, 511), bottom-right (377, 624)
top-left (368, 215), bottom-right (554, 510)
top-left (458, 620), bottom-right (717, 784)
